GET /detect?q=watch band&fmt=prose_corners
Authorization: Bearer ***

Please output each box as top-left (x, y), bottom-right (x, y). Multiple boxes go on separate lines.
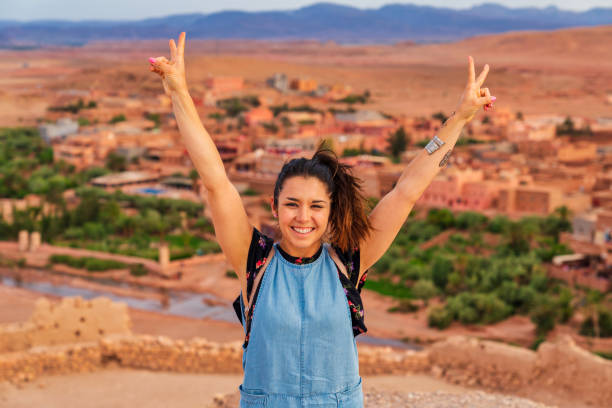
top-left (424, 135), bottom-right (445, 154)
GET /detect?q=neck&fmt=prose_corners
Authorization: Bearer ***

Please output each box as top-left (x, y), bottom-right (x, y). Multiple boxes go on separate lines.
top-left (278, 240), bottom-right (322, 258)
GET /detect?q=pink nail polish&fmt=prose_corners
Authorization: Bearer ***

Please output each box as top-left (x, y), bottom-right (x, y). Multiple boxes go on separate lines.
top-left (149, 58), bottom-right (156, 63)
top-left (491, 96), bottom-right (497, 102)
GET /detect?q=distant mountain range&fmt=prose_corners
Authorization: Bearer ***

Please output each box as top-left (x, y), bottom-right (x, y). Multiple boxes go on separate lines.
top-left (2, 2), bottom-right (612, 47)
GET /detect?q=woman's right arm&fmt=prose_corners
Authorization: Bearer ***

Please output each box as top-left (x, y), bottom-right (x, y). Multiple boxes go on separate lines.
top-left (149, 32), bottom-right (252, 281)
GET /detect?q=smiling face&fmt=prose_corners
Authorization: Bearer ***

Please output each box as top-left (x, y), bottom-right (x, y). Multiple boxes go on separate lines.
top-left (273, 176), bottom-right (332, 258)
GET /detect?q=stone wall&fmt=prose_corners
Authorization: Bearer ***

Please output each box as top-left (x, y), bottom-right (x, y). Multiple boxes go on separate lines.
top-left (428, 335), bottom-right (612, 408)
top-left (0, 296), bottom-right (131, 353)
top-left (2, 297), bottom-right (612, 407)
top-left (0, 334), bottom-right (427, 384)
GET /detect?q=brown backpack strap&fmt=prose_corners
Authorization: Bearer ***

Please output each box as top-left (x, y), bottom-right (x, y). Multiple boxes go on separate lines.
top-left (244, 247), bottom-right (275, 317)
top-left (326, 244), bottom-right (350, 282)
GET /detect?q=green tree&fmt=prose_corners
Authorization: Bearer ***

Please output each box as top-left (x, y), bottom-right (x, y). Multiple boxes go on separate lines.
top-left (426, 208), bottom-right (455, 229)
top-left (530, 295), bottom-right (559, 336)
top-left (144, 112), bottom-right (161, 128)
top-left (108, 114), bottom-right (126, 124)
top-left (105, 152), bottom-right (126, 172)
top-left (189, 169), bottom-right (200, 195)
top-left (387, 126), bottom-right (409, 159)
top-left (455, 211), bottom-right (489, 231)
top-left (37, 147), bottom-right (54, 164)
top-left (431, 255), bottom-right (453, 290)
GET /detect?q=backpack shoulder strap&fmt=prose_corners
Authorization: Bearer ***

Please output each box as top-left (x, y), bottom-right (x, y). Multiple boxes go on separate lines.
top-left (244, 246), bottom-right (275, 316)
top-left (327, 245), bottom-right (350, 282)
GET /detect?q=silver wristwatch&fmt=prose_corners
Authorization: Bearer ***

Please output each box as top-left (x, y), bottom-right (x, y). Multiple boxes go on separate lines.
top-left (424, 135), bottom-right (445, 154)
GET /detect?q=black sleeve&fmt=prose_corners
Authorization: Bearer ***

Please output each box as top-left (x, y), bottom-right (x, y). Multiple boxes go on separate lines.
top-left (232, 228), bottom-right (274, 325)
top-left (331, 244), bottom-right (361, 288)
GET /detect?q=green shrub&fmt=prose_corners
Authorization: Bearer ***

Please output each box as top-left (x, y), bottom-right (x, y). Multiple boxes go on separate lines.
top-left (594, 351), bottom-right (612, 360)
top-left (431, 256), bottom-right (453, 290)
top-left (530, 295), bottom-right (559, 336)
top-left (129, 263), bottom-right (148, 277)
top-left (456, 211), bottom-right (489, 231)
top-left (84, 257), bottom-right (125, 271)
top-left (487, 215), bottom-right (511, 233)
top-left (446, 292), bottom-right (512, 325)
top-left (426, 208), bottom-right (455, 229)
top-left (428, 306), bottom-right (452, 329)
top-left (580, 307), bottom-right (612, 338)
top-left (387, 299), bottom-right (419, 313)
top-left (412, 279), bottom-right (437, 305)
top-left (530, 336), bottom-right (547, 350)
top-left (365, 278), bottom-right (412, 299)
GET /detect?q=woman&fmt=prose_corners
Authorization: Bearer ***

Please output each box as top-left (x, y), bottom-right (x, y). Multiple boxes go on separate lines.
top-left (149, 32), bottom-right (495, 408)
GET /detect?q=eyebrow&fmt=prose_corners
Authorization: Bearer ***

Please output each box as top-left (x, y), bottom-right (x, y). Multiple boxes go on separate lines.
top-left (286, 197), bottom-right (328, 204)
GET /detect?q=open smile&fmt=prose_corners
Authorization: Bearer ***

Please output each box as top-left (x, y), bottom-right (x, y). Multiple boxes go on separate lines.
top-left (291, 226), bottom-right (315, 235)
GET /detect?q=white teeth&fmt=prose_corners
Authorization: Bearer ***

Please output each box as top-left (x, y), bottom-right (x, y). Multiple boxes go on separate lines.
top-left (292, 227), bottom-right (314, 234)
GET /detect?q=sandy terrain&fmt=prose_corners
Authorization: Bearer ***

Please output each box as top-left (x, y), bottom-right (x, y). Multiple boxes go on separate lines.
top-left (1, 26), bottom-right (610, 126)
top-left (0, 370), bottom-right (477, 408)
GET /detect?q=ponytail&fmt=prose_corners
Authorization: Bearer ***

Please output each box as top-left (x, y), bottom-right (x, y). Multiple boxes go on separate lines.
top-left (273, 143), bottom-right (372, 252)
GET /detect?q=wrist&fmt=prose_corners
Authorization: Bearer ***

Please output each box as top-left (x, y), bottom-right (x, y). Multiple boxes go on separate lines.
top-left (449, 110), bottom-right (470, 125)
top-left (171, 86), bottom-right (190, 97)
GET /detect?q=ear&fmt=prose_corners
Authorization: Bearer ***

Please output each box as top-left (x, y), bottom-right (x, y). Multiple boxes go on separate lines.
top-left (269, 196), bottom-right (277, 218)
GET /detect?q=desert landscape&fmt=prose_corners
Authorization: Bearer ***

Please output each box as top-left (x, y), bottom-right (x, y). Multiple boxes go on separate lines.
top-left (1, 18), bottom-right (612, 408)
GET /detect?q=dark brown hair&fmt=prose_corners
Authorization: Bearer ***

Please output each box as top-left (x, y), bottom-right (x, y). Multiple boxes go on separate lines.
top-left (273, 143), bottom-right (372, 252)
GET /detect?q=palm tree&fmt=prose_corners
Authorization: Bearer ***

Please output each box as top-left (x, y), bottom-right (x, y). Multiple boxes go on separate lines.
top-left (554, 206), bottom-right (571, 222)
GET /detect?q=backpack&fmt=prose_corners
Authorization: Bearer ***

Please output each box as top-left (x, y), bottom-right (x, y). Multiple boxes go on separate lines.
top-left (232, 244), bottom-right (350, 348)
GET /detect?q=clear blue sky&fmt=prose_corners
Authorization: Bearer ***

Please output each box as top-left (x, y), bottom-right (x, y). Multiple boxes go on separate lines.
top-left (1, 1), bottom-right (609, 21)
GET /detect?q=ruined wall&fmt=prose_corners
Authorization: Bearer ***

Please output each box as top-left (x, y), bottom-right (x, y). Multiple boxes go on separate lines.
top-left (1, 297), bottom-right (612, 408)
top-left (0, 334), bottom-right (427, 384)
top-left (0, 296), bottom-right (131, 353)
top-left (428, 335), bottom-right (536, 390)
top-left (428, 335), bottom-right (612, 408)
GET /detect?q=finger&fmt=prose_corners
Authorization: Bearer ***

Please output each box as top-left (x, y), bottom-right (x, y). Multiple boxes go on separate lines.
top-left (149, 56), bottom-right (166, 65)
top-left (151, 56), bottom-right (172, 72)
top-left (169, 39), bottom-right (178, 61)
top-left (477, 95), bottom-right (495, 106)
top-left (468, 56), bottom-right (475, 84)
top-left (178, 32), bottom-right (186, 57)
top-left (476, 64), bottom-right (489, 87)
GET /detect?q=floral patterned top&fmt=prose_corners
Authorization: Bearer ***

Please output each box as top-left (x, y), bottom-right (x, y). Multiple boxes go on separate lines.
top-left (232, 228), bottom-right (368, 349)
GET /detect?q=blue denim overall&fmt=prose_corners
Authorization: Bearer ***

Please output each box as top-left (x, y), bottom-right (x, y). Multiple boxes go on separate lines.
top-left (239, 243), bottom-right (363, 407)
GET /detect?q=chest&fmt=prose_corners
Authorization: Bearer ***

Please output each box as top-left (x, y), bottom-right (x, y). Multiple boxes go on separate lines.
top-left (252, 255), bottom-right (352, 335)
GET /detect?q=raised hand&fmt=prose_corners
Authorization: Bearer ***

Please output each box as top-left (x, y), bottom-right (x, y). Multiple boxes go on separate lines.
top-left (455, 56), bottom-right (496, 122)
top-left (148, 32), bottom-right (188, 96)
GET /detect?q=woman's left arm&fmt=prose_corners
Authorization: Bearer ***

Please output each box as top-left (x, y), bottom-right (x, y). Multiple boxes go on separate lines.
top-left (359, 56), bottom-right (495, 276)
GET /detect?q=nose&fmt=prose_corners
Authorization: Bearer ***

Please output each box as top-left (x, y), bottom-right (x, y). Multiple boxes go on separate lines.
top-left (296, 205), bottom-right (310, 222)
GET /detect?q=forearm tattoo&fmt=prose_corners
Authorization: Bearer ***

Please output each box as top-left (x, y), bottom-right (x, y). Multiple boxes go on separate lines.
top-left (441, 111), bottom-right (456, 129)
top-left (439, 149), bottom-right (452, 167)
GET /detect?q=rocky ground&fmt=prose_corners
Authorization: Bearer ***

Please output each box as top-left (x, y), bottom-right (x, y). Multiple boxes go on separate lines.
top-left (208, 389), bottom-right (556, 408)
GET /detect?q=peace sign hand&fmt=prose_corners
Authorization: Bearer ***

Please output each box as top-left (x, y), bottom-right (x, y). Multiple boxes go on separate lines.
top-left (455, 56), bottom-right (496, 122)
top-left (148, 32), bottom-right (188, 96)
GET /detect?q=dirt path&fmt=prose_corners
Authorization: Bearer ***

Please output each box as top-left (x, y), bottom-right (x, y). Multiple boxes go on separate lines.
top-left (0, 369), bottom-right (471, 408)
